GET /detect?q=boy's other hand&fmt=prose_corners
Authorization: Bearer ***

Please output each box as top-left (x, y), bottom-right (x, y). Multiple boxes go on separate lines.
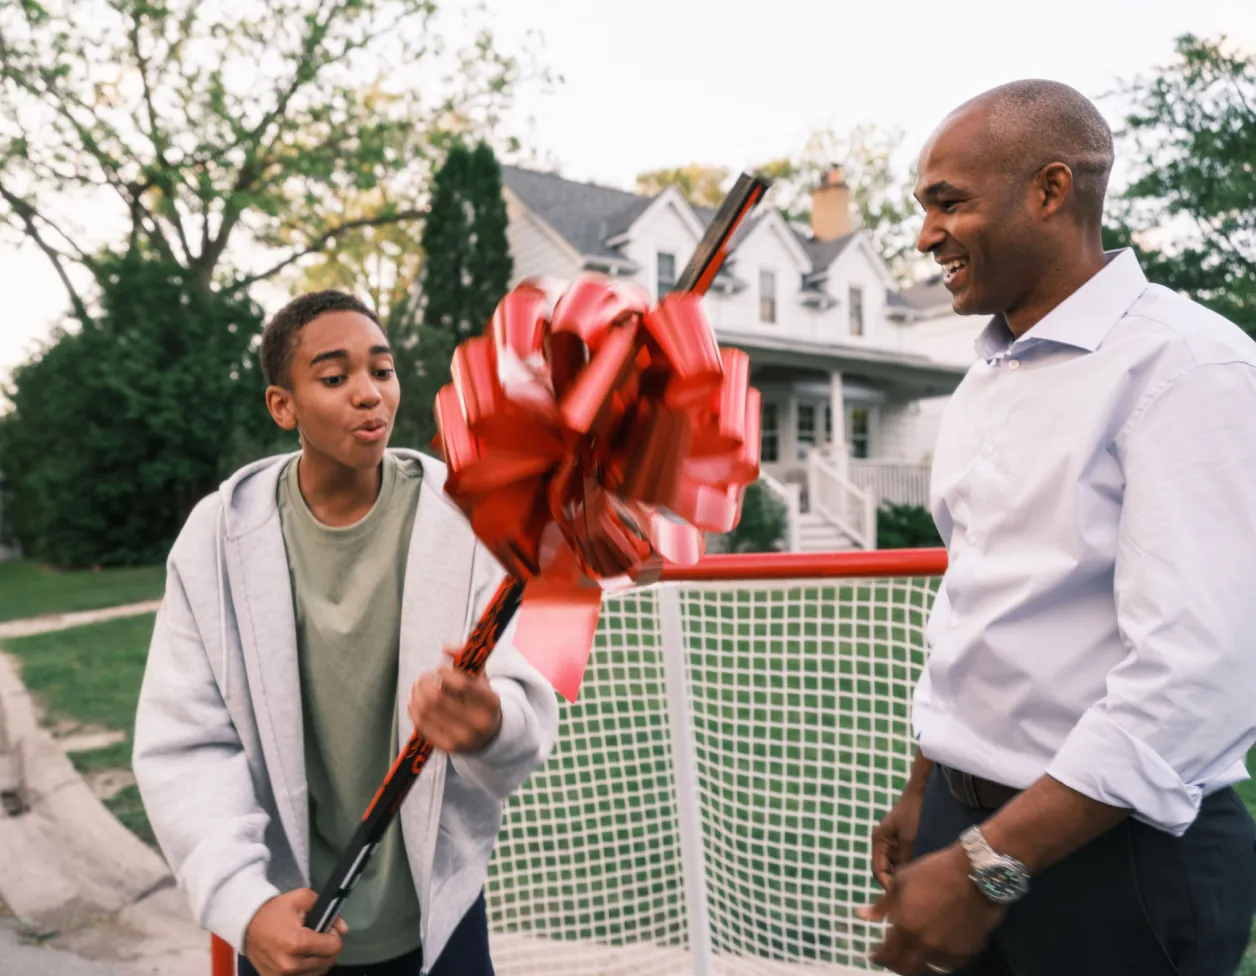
top-left (408, 648), bottom-right (504, 754)
top-left (244, 888), bottom-right (348, 976)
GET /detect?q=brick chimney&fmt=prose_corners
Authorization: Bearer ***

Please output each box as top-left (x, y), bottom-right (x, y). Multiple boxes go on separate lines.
top-left (810, 164), bottom-right (852, 242)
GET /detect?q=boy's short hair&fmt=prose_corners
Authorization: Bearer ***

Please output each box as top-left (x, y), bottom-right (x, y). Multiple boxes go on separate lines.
top-left (260, 290), bottom-right (382, 388)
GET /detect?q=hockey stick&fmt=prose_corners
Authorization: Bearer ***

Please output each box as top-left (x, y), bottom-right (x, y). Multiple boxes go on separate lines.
top-left (303, 170), bottom-right (770, 937)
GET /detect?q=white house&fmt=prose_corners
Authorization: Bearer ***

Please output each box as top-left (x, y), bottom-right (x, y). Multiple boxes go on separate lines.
top-left (499, 164), bottom-right (982, 550)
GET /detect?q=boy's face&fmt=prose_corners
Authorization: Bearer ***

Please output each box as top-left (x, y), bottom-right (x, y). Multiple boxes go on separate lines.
top-left (265, 310), bottom-right (401, 472)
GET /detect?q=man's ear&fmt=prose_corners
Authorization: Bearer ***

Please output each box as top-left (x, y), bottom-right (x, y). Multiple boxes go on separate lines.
top-left (265, 385), bottom-right (298, 431)
top-left (1036, 162), bottom-right (1074, 220)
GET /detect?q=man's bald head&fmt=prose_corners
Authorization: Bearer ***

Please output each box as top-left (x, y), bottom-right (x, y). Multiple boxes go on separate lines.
top-left (914, 80), bottom-right (1116, 324)
top-left (954, 80), bottom-right (1115, 225)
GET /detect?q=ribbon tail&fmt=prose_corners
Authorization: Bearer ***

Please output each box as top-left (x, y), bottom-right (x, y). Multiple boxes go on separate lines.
top-left (512, 579), bottom-right (603, 702)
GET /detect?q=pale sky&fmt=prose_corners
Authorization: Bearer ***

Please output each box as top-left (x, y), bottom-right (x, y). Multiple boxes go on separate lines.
top-left (3, 0), bottom-right (1255, 385)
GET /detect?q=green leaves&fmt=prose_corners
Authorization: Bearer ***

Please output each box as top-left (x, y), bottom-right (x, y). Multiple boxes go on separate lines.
top-left (1111, 33), bottom-right (1256, 335)
top-left (0, 253), bottom-right (282, 567)
top-left (719, 481), bottom-right (788, 553)
top-left (383, 140), bottom-right (511, 451)
top-left (0, 0), bottom-right (536, 303)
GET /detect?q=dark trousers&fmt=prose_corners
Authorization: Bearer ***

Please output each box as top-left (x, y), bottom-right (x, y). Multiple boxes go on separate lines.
top-left (238, 891), bottom-right (493, 976)
top-left (914, 768), bottom-right (1256, 976)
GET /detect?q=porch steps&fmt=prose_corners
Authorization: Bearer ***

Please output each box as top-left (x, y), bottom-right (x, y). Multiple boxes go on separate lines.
top-left (797, 512), bottom-right (859, 552)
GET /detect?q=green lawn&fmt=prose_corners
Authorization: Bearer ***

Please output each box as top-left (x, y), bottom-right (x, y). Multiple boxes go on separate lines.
top-left (0, 560), bottom-right (165, 624)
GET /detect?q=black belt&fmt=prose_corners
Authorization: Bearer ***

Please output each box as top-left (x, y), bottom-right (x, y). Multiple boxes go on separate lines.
top-left (939, 765), bottom-right (1021, 810)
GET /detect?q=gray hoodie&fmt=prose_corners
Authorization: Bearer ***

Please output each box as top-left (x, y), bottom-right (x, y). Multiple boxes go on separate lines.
top-left (132, 448), bottom-right (559, 971)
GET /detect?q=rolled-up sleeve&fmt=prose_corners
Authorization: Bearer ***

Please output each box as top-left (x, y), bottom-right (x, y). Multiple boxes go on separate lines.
top-left (1045, 361), bottom-right (1256, 836)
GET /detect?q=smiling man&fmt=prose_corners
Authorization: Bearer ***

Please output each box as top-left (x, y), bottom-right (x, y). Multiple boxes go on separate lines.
top-left (858, 81), bottom-right (1256, 976)
top-left (133, 291), bottom-right (558, 976)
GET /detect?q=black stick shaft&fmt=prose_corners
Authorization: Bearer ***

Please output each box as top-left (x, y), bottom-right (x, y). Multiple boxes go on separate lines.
top-left (308, 576), bottom-right (525, 933)
top-left (675, 172), bottom-right (770, 296)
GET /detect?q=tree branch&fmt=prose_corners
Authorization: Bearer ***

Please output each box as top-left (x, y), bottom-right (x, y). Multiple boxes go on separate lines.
top-left (0, 181), bottom-right (91, 323)
top-left (234, 208), bottom-right (426, 290)
top-left (128, 9), bottom-right (194, 265)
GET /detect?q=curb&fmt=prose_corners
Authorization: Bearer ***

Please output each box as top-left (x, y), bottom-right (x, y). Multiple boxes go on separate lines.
top-left (0, 650), bottom-right (173, 936)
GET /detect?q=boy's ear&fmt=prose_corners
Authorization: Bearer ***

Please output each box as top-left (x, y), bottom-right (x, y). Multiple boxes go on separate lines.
top-left (265, 385), bottom-right (298, 431)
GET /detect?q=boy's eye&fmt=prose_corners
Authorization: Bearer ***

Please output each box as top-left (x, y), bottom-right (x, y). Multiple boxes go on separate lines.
top-left (374, 368), bottom-right (395, 380)
top-left (320, 375), bottom-right (346, 387)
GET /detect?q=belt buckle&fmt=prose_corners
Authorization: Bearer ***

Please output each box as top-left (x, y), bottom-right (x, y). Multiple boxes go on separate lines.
top-left (959, 771), bottom-right (982, 808)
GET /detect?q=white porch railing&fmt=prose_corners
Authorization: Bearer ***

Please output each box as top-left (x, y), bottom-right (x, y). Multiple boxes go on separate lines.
top-left (759, 473), bottom-right (801, 552)
top-left (807, 449), bottom-right (876, 550)
top-left (848, 459), bottom-right (932, 510)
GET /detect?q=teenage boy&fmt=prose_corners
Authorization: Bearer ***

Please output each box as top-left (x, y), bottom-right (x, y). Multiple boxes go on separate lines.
top-left (133, 291), bottom-right (559, 976)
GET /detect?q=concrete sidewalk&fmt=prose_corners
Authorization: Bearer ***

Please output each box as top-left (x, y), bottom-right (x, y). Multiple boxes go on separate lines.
top-left (0, 601), bottom-right (210, 975)
top-left (0, 600), bottom-right (162, 642)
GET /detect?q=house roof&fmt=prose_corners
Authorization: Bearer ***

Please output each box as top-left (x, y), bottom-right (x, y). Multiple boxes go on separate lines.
top-left (501, 164), bottom-right (853, 277)
top-left (898, 273), bottom-right (952, 311)
top-left (501, 165), bottom-right (648, 261)
top-left (794, 230), bottom-right (857, 274)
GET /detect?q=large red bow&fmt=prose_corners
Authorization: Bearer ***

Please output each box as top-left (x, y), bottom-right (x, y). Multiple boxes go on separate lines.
top-left (434, 273), bottom-right (760, 700)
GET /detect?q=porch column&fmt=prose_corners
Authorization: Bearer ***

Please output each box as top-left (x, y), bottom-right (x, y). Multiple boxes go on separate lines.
top-left (784, 394), bottom-right (799, 472)
top-left (829, 370), bottom-right (848, 477)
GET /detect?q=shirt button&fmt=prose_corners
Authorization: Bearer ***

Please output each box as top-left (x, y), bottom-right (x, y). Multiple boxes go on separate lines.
top-left (949, 617), bottom-right (960, 629)
top-left (967, 531), bottom-right (978, 546)
top-left (1007, 359), bottom-right (1020, 370)
top-left (983, 444), bottom-right (995, 457)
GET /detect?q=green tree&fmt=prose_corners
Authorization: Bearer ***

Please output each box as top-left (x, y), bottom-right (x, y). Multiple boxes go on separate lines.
top-left (0, 1), bottom-right (535, 563)
top-left (388, 141), bottom-right (512, 450)
top-left (0, 253), bottom-right (278, 567)
top-left (0, 0), bottom-right (529, 310)
top-left (1108, 34), bottom-right (1256, 334)
top-left (636, 165), bottom-right (731, 209)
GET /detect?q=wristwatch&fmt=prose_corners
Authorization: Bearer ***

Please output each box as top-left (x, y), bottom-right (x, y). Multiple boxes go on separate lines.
top-left (959, 826), bottom-right (1030, 904)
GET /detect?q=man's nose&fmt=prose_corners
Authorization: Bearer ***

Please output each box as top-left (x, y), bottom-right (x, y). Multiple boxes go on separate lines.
top-left (917, 216), bottom-right (945, 256)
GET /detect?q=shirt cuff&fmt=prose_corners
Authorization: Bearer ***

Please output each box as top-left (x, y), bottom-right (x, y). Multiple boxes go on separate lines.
top-left (1045, 707), bottom-right (1203, 837)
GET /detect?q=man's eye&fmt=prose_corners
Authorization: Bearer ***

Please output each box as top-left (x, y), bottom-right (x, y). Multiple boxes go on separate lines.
top-left (940, 200), bottom-right (960, 213)
top-left (320, 376), bottom-right (345, 387)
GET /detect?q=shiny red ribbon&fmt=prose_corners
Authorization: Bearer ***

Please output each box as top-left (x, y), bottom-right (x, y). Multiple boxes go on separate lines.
top-left (434, 274), bottom-right (760, 701)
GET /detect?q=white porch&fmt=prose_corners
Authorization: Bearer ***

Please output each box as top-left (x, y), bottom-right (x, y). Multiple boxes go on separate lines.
top-left (723, 339), bottom-right (964, 552)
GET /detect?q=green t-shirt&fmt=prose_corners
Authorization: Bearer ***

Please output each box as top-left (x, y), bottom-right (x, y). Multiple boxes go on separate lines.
top-left (277, 452), bottom-right (425, 965)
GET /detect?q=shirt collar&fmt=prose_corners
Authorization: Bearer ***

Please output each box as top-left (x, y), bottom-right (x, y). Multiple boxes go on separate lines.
top-left (974, 248), bottom-right (1149, 361)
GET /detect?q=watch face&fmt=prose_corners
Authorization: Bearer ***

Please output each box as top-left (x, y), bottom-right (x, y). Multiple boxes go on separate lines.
top-left (975, 860), bottom-right (1030, 904)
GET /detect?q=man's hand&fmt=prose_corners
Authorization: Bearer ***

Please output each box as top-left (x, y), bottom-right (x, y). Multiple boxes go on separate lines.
top-left (858, 845), bottom-right (1004, 975)
top-left (871, 785), bottom-right (926, 889)
top-left (243, 889), bottom-right (348, 976)
top-left (408, 648), bottom-right (503, 754)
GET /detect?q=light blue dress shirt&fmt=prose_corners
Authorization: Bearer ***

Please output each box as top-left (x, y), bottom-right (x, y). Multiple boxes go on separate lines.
top-left (913, 249), bottom-right (1256, 836)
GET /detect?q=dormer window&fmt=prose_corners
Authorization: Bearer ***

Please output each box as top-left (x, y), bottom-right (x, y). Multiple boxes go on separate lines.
top-left (657, 252), bottom-right (676, 301)
top-left (759, 269), bottom-right (777, 324)
top-left (849, 285), bottom-right (864, 336)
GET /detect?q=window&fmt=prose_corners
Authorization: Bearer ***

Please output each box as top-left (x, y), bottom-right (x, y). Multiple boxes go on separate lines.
top-left (849, 285), bottom-right (864, 336)
top-left (657, 252), bottom-right (676, 301)
top-left (759, 269), bottom-right (777, 324)
top-left (850, 406), bottom-right (870, 458)
top-left (797, 404), bottom-right (816, 459)
top-left (760, 402), bottom-right (779, 462)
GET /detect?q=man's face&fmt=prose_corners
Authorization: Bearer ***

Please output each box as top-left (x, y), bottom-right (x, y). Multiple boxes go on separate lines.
top-left (913, 107), bottom-right (1040, 317)
top-left (268, 310), bottom-right (401, 471)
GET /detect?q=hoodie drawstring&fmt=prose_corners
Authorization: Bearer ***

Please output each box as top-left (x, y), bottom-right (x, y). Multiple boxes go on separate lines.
top-left (216, 503), bottom-right (229, 695)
